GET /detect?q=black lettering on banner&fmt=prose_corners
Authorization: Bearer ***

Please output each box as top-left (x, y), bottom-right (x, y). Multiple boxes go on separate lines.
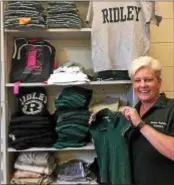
top-left (102, 6), bottom-right (141, 23)
top-left (135, 7), bottom-right (141, 21)
top-left (120, 7), bottom-right (126, 21)
top-left (113, 7), bottom-right (119, 22)
top-left (109, 8), bottom-right (113, 23)
top-left (102, 9), bottom-right (109, 23)
top-left (127, 6), bottom-right (134, 21)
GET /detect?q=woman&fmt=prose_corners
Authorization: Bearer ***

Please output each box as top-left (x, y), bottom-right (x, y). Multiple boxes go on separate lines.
top-left (122, 56), bottom-right (174, 185)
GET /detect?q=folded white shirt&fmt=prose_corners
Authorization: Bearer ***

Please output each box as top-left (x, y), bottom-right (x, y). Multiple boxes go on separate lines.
top-left (47, 71), bottom-right (89, 84)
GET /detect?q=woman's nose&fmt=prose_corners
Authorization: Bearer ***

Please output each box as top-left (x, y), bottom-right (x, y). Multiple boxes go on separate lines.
top-left (140, 80), bottom-right (146, 87)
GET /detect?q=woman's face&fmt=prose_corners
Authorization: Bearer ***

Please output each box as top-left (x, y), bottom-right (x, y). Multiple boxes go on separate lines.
top-left (133, 67), bottom-right (162, 104)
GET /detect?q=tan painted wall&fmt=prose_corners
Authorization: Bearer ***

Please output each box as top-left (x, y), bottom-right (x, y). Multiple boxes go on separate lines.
top-left (150, 2), bottom-right (174, 98)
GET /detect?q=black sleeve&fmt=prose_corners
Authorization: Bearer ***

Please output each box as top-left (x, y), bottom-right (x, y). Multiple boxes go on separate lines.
top-left (167, 111), bottom-right (174, 136)
top-left (168, 121), bottom-right (174, 136)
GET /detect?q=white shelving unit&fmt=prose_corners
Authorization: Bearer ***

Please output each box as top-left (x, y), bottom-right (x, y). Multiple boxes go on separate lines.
top-left (1, 1), bottom-right (135, 184)
top-left (5, 28), bottom-right (91, 40)
top-left (1, 1), bottom-right (6, 184)
top-left (8, 142), bottom-right (95, 152)
top-left (6, 80), bottom-right (132, 87)
top-left (55, 180), bottom-right (97, 184)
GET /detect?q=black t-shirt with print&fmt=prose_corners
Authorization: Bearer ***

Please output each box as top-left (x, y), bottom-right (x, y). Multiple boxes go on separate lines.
top-left (131, 93), bottom-right (174, 185)
top-left (17, 87), bottom-right (48, 116)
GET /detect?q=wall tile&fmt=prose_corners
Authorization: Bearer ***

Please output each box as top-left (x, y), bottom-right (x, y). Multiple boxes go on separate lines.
top-left (161, 67), bottom-right (174, 91)
top-left (156, 2), bottom-right (174, 19)
top-left (150, 19), bottom-right (173, 43)
top-left (149, 43), bottom-right (174, 66)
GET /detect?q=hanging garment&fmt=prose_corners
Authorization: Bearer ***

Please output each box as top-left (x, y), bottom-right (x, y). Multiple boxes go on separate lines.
top-left (90, 109), bottom-right (133, 185)
top-left (86, 1), bottom-right (162, 72)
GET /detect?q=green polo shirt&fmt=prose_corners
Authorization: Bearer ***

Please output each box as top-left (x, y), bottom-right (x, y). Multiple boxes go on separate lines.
top-left (131, 93), bottom-right (174, 185)
top-left (90, 109), bottom-right (132, 185)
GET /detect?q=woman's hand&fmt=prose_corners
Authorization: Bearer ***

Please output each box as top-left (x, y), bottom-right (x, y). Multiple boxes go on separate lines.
top-left (88, 112), bottom-right (96, 125)
top-left (121, 106), bottom-right (142, 127)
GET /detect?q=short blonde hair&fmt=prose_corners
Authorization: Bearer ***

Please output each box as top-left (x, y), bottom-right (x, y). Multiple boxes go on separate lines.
top-left (129, 56), bottom-right (162, 79)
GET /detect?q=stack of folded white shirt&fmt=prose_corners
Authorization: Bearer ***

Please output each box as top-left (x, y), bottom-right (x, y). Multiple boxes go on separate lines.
top-left (47, 62), bottom-right (90, 84)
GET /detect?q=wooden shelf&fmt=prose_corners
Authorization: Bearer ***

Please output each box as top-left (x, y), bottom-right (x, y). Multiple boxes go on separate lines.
top-left (5, 28), bottom-right (91, 40)
top-left (6, 80), bottom-right (132, 87)
top-left (8, 143), bottom-right (95, 152)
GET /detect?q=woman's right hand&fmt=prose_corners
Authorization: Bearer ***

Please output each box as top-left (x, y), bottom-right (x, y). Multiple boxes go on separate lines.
top-left (121, 106), bottom-right (142, 127)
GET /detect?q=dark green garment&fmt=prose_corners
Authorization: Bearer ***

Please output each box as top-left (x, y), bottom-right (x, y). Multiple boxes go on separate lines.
top-left (56, 110), bottom-right (90, 123)
top-left (131, 93), bottom-right (174, 185)
top-left (53, 141), bottom-right (88, 149)
top-left (54, 123), bottom-right (90, 149)
top-left (55, 97), bottom-right (85, 109)
top-left (93, 70), bottom-right (130, 81)
top-left (55, 86), bottom-right (92, 109)
top-left (55, 123), bottom-right (89, 133)
top-left (90, 109), bottom-right (132, 185)
top-left (57, 118), bottom-right (89, 127)
top-left (58, 131), bottom-right (87, 141)
top-left (55, 110), bottom-right (90, 127)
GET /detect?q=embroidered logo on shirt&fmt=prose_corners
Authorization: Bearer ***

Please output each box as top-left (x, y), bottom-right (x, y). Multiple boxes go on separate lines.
top-left (150, 121), bottom-right (167, 129)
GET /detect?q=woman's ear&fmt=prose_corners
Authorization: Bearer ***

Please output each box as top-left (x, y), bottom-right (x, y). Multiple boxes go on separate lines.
top-left (155, 71), bottom-right (162, 84)
top-left (158, 77), bottom-right (162, 86)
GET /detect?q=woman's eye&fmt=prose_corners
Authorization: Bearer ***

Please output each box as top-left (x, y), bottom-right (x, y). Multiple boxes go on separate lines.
top-left (134, 79), bottom-right (140, 83)
top-left (145, 78), bottom-right (152, 82)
